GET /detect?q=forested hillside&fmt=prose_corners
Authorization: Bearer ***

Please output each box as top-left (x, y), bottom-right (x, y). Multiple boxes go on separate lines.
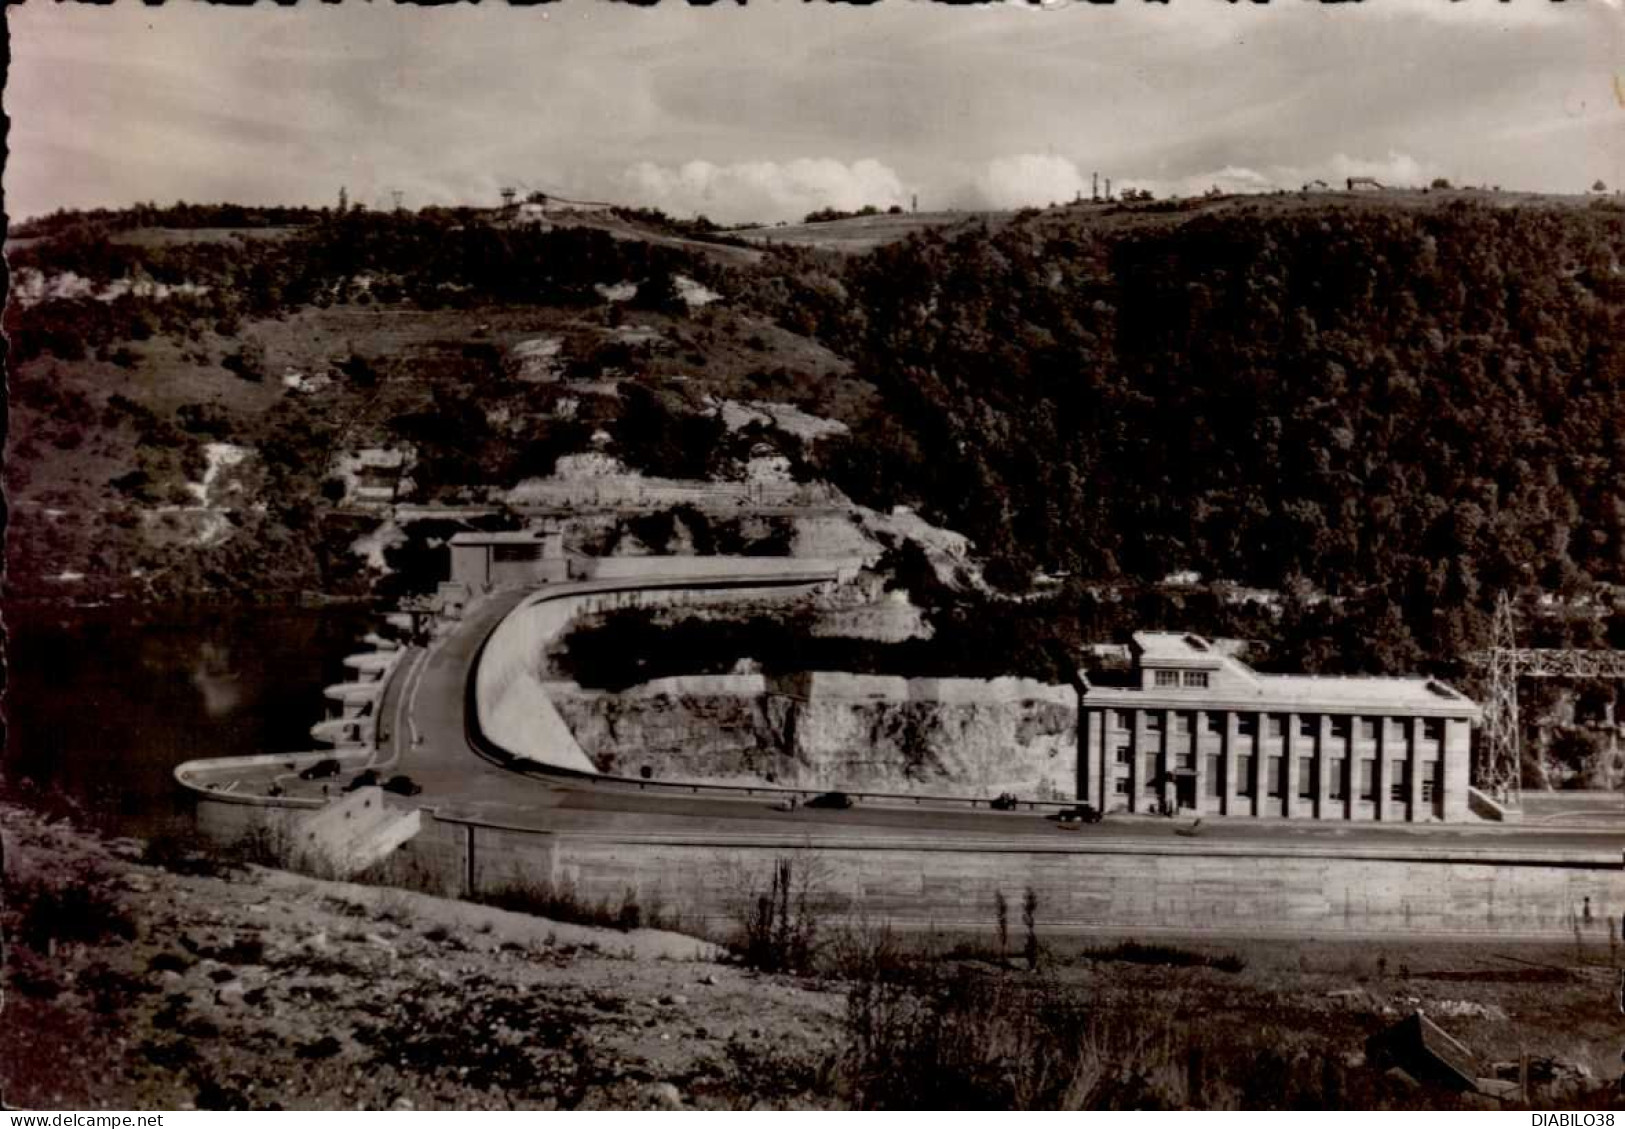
top-left (753, 197), bottom-right (1625, 665)
top-left (6, 194), bottom-right (1624, 680)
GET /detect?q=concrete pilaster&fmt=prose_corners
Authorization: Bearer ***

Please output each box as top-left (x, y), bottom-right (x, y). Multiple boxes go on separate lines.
top-left (1099, 710), bottom-right (1115, 811)
top-left (1221, 712), bottom-right (1239, 816)
top-left (1131, 711), bottom-right (1151, 813)
top-left (1081, 709), bottom-right (1101, 807)
top-left (1373, 722), bottom-right (1388, 823)
top-left (1192, 710), bottom-right (1207, 812)
top-left (1283, 713), bottom-right (1300, 819)
top-left (1443, 718), bottom-right (1471, 823)
top-left (1316, 714), bottom-right (1335, 820)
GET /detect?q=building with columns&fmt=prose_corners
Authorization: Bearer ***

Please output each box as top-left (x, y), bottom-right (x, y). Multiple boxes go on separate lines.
top-left (1078, 632), bottom-right (1480, 822)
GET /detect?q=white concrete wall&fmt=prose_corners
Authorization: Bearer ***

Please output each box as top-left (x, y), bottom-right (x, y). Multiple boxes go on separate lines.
top-left (474, 565), bottom-right (850, 776)
top-left (475, 595), bottom-right (598, 774)
top-left (193, 797), bottom-right (1625, 941)
top-left (542, 837), bottom-right (1625, 939)
top-left (376, 810), bottom-right (1625, 940)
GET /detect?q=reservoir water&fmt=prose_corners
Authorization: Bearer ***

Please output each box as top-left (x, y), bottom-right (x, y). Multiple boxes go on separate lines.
top-left (3, 603), bottom-right (381, 837)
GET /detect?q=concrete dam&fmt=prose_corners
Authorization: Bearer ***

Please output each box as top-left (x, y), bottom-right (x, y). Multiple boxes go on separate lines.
top-left (178, 559), bottom-right (1625, 942)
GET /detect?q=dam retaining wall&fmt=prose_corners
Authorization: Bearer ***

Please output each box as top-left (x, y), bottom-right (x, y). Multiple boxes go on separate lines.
top-left (195, 798), bottom-right (1625, 941)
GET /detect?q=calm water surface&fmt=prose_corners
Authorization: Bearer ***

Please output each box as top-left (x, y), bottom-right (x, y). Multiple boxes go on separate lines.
top-left (4, 603), bottom-right (380, 837)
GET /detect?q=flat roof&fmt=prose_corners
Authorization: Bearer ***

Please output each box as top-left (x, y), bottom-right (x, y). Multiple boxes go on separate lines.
top-left (448, 530), bottom-right (551, 545)
top-left (1086, 630), bottom-right (1480, 718)
top-left (1256, 674), bottom-right (1469, 707)
top-left (1080, 675), bottom-right (1480, 718)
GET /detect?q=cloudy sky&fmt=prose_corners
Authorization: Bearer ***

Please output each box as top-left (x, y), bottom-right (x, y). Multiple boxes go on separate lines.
top-left (7, 0), bottom-right (1623, 224)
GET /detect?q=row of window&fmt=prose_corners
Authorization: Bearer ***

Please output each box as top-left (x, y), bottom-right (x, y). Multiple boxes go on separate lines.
top-left (1153, 670), bottom-right (1211, 688)
top-left (1110, 755), bottom-right (1441, 803)
top-left (1108, 710), bottom-right (1445, 742)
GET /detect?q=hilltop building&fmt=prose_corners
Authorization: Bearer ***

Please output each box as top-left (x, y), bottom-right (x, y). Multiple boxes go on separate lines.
top-left (331, 446), bottom-right (415, 507)
top-left (1078, 632), bottom-right (1479, 822)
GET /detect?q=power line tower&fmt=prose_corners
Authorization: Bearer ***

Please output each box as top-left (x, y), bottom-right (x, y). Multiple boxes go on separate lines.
top-left (391, 189), bottom-right (404, 212)
top-left (1480, 592), bottom-right (1523, 807)
top-left (1468, 592), bottom-right (1625, 805)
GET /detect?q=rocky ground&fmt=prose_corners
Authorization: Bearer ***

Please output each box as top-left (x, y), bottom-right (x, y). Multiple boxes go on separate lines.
top-left (0, 801), bottom-right (843, 1110)
top-left (6, 797), bottom-right (1625, 1111)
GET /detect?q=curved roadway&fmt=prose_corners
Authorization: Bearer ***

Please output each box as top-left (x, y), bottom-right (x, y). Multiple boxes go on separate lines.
top-left (385, 583), bottom-right (1625, 864)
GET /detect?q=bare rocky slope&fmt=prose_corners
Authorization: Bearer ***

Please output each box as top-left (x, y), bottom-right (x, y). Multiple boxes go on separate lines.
top-left (0, 801), bottom-right (842, 1111)
top-left (551, 674), bottom-right (1076, 796)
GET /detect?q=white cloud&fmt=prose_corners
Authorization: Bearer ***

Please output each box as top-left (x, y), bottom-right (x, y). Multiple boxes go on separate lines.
top-left (960, 151), bottom-right (1441, 211)
top-left (967, 154), bottom-right (1092, 211)
top-left (1130, 152), bottom-right (1445, 201)
top-left (617, 157), bottom-right (910, 225)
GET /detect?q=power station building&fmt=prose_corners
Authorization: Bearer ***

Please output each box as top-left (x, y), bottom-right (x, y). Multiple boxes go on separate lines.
top-left (1078, 633), bottom-right (1479, 822)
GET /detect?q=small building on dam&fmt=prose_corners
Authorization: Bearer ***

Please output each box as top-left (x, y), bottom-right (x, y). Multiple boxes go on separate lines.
top-left (1079, 632), bottom-right (1480, 822)
top-left (448, 529), bottom-right (569, 590)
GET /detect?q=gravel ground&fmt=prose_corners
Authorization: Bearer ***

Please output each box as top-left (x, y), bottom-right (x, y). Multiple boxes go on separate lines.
top-left (0, 801), bottom-right (842, 1110)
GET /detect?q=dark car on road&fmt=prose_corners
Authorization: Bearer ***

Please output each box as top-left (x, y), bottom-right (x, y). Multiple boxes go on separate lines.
top-left (343, 769), bottom-right (381, 793)
top-left (1054, 804), bottom-right (1104, 826)
top-left (806, 791), bottom-right (856, 810)
top-left (382, 774), bottom-right (423, 798)
top-left (991, 792), bottom-right (1020, 811)
top-left (298, 758), bottom-right (343, 781)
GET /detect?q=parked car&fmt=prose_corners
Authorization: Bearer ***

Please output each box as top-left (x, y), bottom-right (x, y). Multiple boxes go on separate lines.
top-left (1055, 804), bottom-right (1104, 825)
top-left (991, 792), bottom-right (1020, 811)
top-left (343, 769), bottom-right (381, 793)
top-left (806, 791), bottom-right (856, 810)
top-left (382, 774), bottom-right (423, 797)
top-left (298, 758), bottom-right (342, 781)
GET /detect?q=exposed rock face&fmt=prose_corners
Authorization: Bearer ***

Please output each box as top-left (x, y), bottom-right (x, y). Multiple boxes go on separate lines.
top-left (549, 673), bottom-right (1077, 798)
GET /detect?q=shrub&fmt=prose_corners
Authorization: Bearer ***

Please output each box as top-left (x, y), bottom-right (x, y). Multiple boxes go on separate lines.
top-left (227, 814), bottom-right (298, 870)
top-left (338, 352), bottom-right (378, 387)
top-left (994, 891), bottom-right (1010, 960)
top-left (736, 857), bottom-right (820, 973)
top-left (823, 915), bottom-right (908, 982)
top-left (222, 337), bottom-right (268, 382)
top-left (473, 875), bottom-right (671, 933)
top-left (141, 830), bottom-right (235, 878)
top-left (9, 872), bottom-right (137, 951)
top-left (1078, 940), bottom-right (1246, 974)
top-left (176, 402), bottom-right (233, 439)
top-left (842, 966), bottom-right (1097, 1109)
top-left (1022, 887), bottom-right (1041, 970)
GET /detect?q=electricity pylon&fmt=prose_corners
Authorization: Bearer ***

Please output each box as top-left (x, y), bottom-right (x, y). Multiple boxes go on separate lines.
top-left (1468, 591), bottom-right (1625, 805)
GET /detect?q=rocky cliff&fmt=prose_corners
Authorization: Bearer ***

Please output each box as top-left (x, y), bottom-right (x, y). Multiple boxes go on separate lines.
top-left (548, 673), bottom-right (1077, 798)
